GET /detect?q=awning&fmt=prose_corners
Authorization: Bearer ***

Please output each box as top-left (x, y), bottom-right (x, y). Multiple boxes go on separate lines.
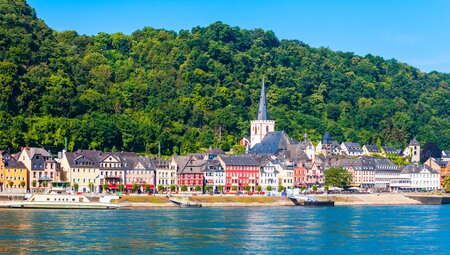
top-left (108, 184), bottom-right (118, 189)
top-left (126, 184), bottom-right (133, 189)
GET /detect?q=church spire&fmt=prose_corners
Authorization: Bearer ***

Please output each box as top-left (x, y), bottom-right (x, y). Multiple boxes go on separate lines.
top-left (257, 78), bottom-right (269, 120)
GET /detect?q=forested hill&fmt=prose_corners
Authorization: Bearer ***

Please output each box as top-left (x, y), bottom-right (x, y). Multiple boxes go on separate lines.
top-left (0, 0), bottom-right (449, 155)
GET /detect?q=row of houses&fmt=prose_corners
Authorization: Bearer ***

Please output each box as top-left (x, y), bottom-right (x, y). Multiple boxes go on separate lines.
top-left (0, 144), bottom-right (447, 193)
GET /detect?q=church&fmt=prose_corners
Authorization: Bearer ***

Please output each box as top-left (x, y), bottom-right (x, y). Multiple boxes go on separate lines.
top-left (247, 79), bottom-right (313, 160)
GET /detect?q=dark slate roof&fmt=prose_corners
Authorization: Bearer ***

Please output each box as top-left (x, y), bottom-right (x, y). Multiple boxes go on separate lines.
top-left (342, 142), bottom-right (363, 153)
top-left (65, 150), bottom-right (103, 168)
top-left (153, 158), bottom-right (170, 169)
top-left (219, 156), bottom-right (260, 166)
top-left (409, 138), bottom-right (420, 146)
top-left (4, 158), bottom-right (26, 169)
top-left (383, 146), bottom-right (400, 154)
top-left (431, 158), bottom-right (448, 168)
top-left (207, 147), bottom-right (225, 155)
top-left (180, 158), bottom-right (207, 174)
top-left (400, 164), bottom-right (438, 174)
top-left (250, 131), bottom-right (291, 155)
top-left (257, 78), bottom-right (269, 120)
top-left (322, 132), bottom-right (333, 144)
top-left (364, 145), bottom-right (382, 153)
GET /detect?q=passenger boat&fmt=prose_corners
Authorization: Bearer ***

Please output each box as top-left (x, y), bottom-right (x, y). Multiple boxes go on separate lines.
top-left (169, 198), bottom-right (202, 208)
top-left (1, 182), bottom-right (124, 209)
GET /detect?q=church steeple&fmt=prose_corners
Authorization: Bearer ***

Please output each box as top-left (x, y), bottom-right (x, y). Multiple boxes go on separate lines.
top-left (257, 78), bottom-right (269, 120)
top-left (250, 78), bottom-right (275, 148)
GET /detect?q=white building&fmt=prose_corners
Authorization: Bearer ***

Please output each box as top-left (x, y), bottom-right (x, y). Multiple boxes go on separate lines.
top-left (390, 164), bottom-right (440, 191)
top-left (274, 160), bottom-right (294, 188)
top-left (154, 158), bottom-right (177, 191)
top-left (259, 161), bottom-right (279, 191)
top-left (203, 161), bottom-right (225, 192)
top-left (403, 138), bottom-right (420, 163)
top-left (340, 142), bottom-right (364, 156)
top-left (373, 158), bottom-right (400, 190)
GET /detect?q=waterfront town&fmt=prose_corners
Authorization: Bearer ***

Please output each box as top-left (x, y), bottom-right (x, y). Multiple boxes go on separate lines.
top-left (0, 81), bottom-right (448, 195)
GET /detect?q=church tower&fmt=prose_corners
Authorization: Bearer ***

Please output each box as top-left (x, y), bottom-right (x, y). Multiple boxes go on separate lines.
top-left (250, 79), bottom-right (275, 148)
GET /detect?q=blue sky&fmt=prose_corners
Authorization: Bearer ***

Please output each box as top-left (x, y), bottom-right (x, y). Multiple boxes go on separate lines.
top-left (28, 0), bottom-right (450, 73)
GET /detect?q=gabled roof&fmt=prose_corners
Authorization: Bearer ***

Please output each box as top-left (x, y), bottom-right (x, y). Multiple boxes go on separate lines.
top-left (342, 142), bottom-right (363, 152)
top-left (442, 151), bottom-right (450, 158)
top-left (364, 145), bottom-right (382, 153)
top-left (257, 78), bottom-right (269, 120)
top-left (65, 150), bottom-right (103, 168)
top-left (22, 147), bottom-right (53, 159)
top-left (400, 164), bottom-right (438, 174)
top-left (250, 131), bottom-right (292, 155)
top-left (4, 158), bottom-right (26, 169)
top-left (207, 147), bottom-right (225, 155)
top-left (180, 157), bottom-right (207, 174)
top-left (219, 156), bottom-right (260, 166)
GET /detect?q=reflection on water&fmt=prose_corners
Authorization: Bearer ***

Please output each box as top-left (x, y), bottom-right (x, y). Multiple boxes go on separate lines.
top-left (0, 206), bottom-right (448, 254)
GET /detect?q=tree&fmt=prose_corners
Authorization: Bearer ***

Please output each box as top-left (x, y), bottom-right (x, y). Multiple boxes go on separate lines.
top-left (444, 176), bottom-right (450, 193)
top-left (195, 185), bottom-right (202, 191)
top-left (157, 184), bottom-right (164, 192)
top-left (312, 185), bottom-right (318, 192)
top-left (324, 167), bottom-right (352, 188)
top-left (144, 184), bottom-right (151, 193)
top-left (217, 185), bottom-right (223, 193)
top-left (8, 181), bottom-right (13, 189)
top-left (73, 183), bottom-right (79, 191)
top-left (42, 181), bottom-right (48, 187)
top-left (205, 185), bottom-right (212, 192)
top-left (256, 185), bottom-right (262, 193)
top-left (102, 183), bottom-right (109, 192)
top-left (278, 185), bottom-right (284, 192)
top-left (266, 186), bottom-right (272, 191)
top-left (170, 184), bottom-right (176, 192)
top-left (118, 184), bottom-right (124, 192)
top-left (181, 185), bottom-right (188, 192)
top-left (89, 182), bottom-right (95, 192)
top-left (20, 181), bottom-right (26, 189)
top-left (32, 180), bottom-right (37, 188)
top-left (132, 183), bottom-right (139, 192)
top-left (244, 185), bottom-right (251, 192)
top-left (231, 185), bottom-right (238, 191)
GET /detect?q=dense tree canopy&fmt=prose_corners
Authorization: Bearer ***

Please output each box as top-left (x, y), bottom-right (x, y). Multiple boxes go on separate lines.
top-left (0, 0), bottom-right (449, 155)
top-left (324, 167), bottom-right (353, 188)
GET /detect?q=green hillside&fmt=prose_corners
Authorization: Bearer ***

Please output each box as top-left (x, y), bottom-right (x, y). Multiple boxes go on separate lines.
top-left (0, 0), bottom-right (448, 154)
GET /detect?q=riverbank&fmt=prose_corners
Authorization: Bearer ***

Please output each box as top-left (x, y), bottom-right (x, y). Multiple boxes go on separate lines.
top-left (119, 195), bottom-right (293, 208)
top-left (321, 193), bottom-right (422, 206)
top-left (118, 193), bottom-right (436, 208)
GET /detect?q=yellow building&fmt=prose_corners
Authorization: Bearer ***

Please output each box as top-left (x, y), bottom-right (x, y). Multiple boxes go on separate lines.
top-left (0, 151), bottom-right (5, 192)
top-left (3, 157), bottom-right (28, 192)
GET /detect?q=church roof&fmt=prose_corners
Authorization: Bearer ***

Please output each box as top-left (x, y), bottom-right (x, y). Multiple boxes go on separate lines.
top-left (322, 132), bottom-right (332, 144)
top-left (257, 78), bottom-right (269, 120)
top-left (250, 131), bottom-right (291, 155)
top-left (409, 138), bottom-right (420, 146)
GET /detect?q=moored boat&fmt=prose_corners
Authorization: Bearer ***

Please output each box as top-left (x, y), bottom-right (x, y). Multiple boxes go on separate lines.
top-left (1, 182), bottom-right (124, 209)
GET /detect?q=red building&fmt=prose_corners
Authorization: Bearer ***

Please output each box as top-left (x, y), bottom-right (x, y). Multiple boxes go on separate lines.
top-left (177, 156), bottom-right (205, 192)
top-left (218, 156), bottom-right (260, 192)
top-left (294, 162), bottom-right (307, 187)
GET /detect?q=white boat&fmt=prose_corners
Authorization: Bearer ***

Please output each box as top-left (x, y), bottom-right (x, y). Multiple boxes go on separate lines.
top-left (1, 182), bottom-right (124, 210)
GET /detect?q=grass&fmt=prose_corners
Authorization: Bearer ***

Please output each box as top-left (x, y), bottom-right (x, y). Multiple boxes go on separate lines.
top-left (188, 196), bottom-right (282, 203)
top-left (119, 196), bottom-right (170, 203)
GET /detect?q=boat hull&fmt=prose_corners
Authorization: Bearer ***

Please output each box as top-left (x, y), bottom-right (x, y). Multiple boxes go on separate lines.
top-left (2, 202), bottom-right (122, 210)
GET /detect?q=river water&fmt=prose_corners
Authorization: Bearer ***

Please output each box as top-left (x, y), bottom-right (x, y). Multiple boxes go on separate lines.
top-left (0, 205), bottom-right (448, 254)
